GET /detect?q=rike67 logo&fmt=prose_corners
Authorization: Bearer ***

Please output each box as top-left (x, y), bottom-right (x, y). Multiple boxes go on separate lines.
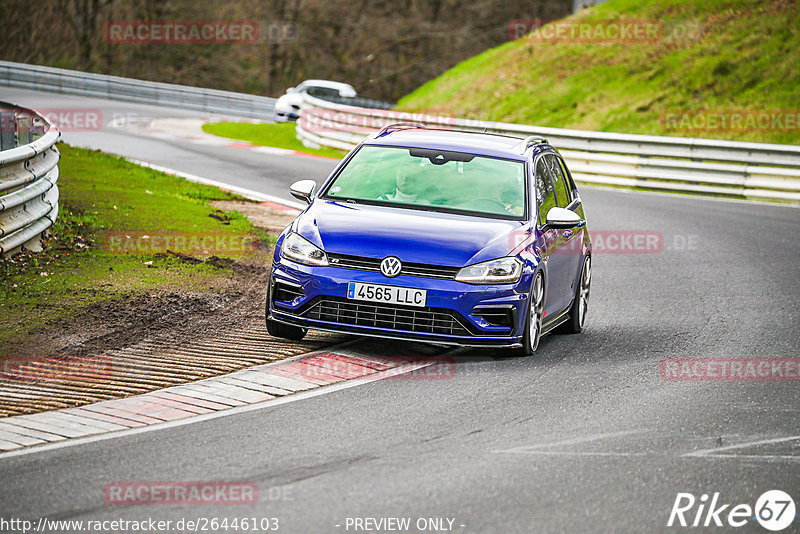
top-left (668, 490), bottom-right (796, 531)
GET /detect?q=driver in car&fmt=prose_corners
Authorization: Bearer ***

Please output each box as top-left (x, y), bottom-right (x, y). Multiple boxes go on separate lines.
top-left (380, 168), bottom-right (419, 203)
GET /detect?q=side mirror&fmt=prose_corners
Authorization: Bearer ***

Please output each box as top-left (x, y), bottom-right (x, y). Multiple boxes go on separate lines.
top-left (545, 207), bottom-right (582, 228)
top-left (290, 180), bottom-right (316, 204)
top-left (286, 86), bottom-right (296, 93)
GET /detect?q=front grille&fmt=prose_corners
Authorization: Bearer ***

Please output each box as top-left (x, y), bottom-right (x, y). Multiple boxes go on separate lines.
top-left (302, 298), bottom-right (471, 336)
top-left (327, 253), bottom-right (460, 280)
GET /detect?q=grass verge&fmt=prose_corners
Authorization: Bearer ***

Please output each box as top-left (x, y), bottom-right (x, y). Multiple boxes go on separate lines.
top-left (0, 144), bottom-right (271, 351)
top-left (202, 122), bottom-right (346, 159)
top-left (397, 0), bottom-right (800, 145)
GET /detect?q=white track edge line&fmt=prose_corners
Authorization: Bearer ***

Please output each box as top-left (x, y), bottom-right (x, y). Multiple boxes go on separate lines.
top-left (127, 159), bottom-right (305, 210)
top-left (682, 434), bottom-right (800, 457)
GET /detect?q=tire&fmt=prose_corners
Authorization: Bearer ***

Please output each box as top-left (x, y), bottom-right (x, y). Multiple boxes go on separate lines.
top-left (266, 316), bottom-right (307, 341)
top-left (517, 272), bottom-right (545, 356)
top-left (558, 255), bottom-right (591, 334)
top-left (265, 279), bottom-right (307, 341)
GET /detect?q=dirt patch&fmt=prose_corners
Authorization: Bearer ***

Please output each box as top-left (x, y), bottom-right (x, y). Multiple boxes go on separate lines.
top-left (30, 291), bottom-right (243, 358)
top-left (157, 251), bottom-right (258, 275)
top-left (5, 257), bottom-right (266, 360)
top-left (3, 200), bottom-right (289, 363)
top-left (0, 200), bottom-right (350, 417)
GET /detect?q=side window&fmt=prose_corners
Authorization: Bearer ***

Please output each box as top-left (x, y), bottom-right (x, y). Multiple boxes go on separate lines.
top-left (535, 157), bottom-right (556, 226)
top-left (307, 87), bottom-right (339, 99)
top-left (547, 154), bottom-right (571, 208)
top-left (556, 156), bottom-right (576, 204)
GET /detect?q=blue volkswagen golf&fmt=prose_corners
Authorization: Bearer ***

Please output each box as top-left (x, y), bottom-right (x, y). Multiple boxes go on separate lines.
top-left (266, 124), bottom-right (592, 355)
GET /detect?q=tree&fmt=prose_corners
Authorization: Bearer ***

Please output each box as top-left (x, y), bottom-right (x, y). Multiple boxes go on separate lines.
top-left (61, 0), bottom-right (114, 69)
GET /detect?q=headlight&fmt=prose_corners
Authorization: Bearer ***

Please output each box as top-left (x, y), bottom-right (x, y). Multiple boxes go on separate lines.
top-left (455, 257), bottom-right (522, 284)
top-left (281, 232), bottom-right (328, 266)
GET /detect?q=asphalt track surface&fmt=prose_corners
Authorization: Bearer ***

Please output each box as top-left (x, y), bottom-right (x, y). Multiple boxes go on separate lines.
top-left (1, 87), bottom-right (338, 201)
top-left (1, 88), bottom-right (799, 533)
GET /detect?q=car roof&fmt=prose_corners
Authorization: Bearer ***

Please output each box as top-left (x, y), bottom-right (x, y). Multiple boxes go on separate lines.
top-left (364, 128), bottom-right (551, 161)
top-left (297, 79), bottom-right (355, 90)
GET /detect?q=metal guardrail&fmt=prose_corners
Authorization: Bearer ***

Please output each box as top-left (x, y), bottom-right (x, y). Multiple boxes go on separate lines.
top-left (0, 102), bottom-right (61, 257)
top-left (296, 94), bottom-right (800, 203)
top-left (0, 61), bottom-right (276, 120)
top-left (320, 95), bottom-right (394, 111)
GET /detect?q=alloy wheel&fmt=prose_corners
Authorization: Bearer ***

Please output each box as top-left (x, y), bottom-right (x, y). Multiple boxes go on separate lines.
top-left (529, 274), bottom-right (544, 352)
top-left (578, 256), bottom-right (591, 328)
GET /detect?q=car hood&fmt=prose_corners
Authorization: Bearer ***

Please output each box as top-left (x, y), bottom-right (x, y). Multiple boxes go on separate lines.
top-left (294, 200), bottom-right (526, 267)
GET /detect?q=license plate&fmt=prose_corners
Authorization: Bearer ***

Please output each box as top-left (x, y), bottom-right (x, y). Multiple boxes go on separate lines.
top-left (347, 282), bottom-right (427, 307)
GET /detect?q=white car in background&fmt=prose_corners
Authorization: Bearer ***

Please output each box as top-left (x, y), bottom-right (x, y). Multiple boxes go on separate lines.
top-left (274, 80), bottom-right (357, 121)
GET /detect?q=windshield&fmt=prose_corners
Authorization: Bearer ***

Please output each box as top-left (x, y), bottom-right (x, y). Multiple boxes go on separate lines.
top-left (307, 86), bottom-right (342, 98)
top-left (323, 145), bottom-right (527, 219)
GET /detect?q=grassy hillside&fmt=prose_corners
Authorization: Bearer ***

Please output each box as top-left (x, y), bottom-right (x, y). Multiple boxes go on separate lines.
top-left (397, 0), bottom-right (799, 145)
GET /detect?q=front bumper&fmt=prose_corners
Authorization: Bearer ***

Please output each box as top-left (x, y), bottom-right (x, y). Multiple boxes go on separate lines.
top-left (269, 259), bottom-right (530, 347)
top-left (274, 105), bottom-right (299, 121)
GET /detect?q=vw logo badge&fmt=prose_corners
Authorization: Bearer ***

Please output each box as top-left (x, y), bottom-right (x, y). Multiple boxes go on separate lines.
top-left (380, 256), bottom-right (402, 277)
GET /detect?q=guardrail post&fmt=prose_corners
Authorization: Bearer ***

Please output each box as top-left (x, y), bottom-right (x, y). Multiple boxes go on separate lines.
top-left (0, 107), bottom-right (15, 151)
top-left (15, 115), bottom-right (28, 147)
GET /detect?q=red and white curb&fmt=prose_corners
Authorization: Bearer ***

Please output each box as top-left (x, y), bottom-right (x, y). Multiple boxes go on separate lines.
top-left (0, 346), bottom-right (449, 453)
